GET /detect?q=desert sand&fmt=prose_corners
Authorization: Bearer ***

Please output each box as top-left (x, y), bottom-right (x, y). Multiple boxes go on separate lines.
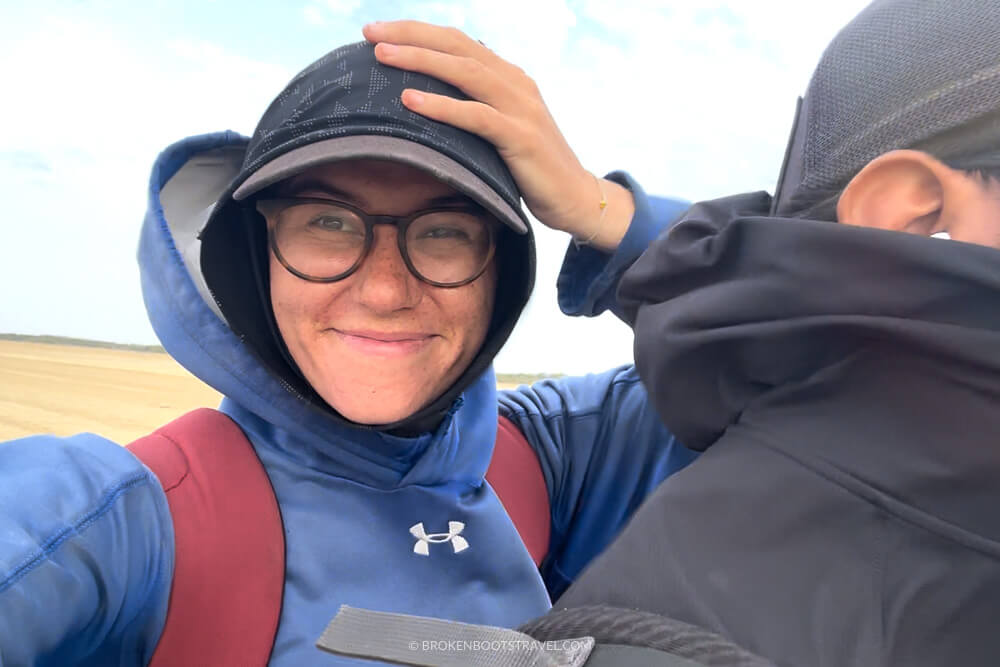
top-left (0, 340), bottom-right (222, 444)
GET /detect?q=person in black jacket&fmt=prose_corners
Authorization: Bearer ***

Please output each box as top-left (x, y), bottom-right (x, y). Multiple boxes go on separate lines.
top-left (552, 1), bottom-right (1000, 666)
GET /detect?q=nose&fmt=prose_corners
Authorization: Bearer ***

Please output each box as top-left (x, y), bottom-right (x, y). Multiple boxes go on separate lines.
top-left (351, 225), bottom-right (422, 313)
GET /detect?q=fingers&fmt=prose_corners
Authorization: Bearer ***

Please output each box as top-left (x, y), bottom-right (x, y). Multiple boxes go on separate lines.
top-left (374, 42), bottom-right (521, 111)
top-left (363, 20), bottom-right (542, 160)
top-left (364, 20), bottom-right (524, 81)
top-left (363, 20), bottom-right (497, 64)
top-left (399, 90), bottom-right (512, 148)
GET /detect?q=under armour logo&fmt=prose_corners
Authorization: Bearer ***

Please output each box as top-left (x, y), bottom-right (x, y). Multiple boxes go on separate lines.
top-left (409, 521), bottom-right (469, 556)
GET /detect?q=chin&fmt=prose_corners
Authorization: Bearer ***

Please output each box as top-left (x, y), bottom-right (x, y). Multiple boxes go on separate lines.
top-left (323, 390), bottom-right (428, 426)
top-left (305, 357), bottom-right (461, 426)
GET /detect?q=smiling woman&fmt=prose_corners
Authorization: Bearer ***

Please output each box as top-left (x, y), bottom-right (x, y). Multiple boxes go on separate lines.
top-left (0, 22), bottom-right (701, 667)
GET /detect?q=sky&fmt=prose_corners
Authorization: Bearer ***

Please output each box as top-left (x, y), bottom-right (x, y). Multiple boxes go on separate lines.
top-left (0, 0), bottom-right (873, 375)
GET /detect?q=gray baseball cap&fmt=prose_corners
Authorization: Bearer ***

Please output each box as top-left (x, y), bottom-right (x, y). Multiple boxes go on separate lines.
top-left (229, 41), bottom-right (529, 234)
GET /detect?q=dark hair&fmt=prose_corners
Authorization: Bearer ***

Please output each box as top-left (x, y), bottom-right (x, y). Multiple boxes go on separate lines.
top-left (945, 159), bottom-right (1000, 186)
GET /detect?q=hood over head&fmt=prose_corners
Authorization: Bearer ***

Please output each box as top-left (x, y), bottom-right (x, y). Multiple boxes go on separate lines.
top-left (191, 41), bottom-right (535, 434)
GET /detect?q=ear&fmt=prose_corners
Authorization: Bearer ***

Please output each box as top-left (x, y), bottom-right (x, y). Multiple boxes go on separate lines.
top-left (836, 150), bottom-right (949, 235)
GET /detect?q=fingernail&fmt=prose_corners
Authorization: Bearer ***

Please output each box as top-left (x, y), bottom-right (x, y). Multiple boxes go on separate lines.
top-left (404, 91), bottom-right (425, 107)
top-left (377, 43), bottom-right (398, 56)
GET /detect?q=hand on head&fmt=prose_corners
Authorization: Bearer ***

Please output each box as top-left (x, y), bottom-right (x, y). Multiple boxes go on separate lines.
top-left (362, 20), bottom-right (634, 250)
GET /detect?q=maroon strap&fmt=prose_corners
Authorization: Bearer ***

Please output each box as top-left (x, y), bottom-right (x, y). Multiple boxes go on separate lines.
top-left (487, 416), bottom-right (551, 567)
top-left (127, 408), bottom-right (284, 667)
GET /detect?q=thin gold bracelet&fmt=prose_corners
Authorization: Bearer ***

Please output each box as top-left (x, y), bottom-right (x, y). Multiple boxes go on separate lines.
top-left (573, 173), bottom-right (608, 248)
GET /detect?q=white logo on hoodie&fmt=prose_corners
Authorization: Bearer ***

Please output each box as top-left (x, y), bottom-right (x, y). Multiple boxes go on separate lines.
top-left (410, 521), bottom-right (469, 556)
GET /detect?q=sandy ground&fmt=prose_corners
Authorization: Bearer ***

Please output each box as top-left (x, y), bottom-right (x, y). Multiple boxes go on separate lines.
top-left (0, 340), bottom-right (222, 444)
top-left (0, 339), bottom-right (521, 444)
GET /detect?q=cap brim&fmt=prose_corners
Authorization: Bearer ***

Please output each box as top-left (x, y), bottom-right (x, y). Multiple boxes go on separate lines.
top-left (232, 135), bottom-right (528, 234)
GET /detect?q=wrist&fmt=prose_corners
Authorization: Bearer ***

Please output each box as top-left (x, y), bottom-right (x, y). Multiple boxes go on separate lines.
top-left (571, 176), bottom-right (634, 252)
top-left (571, 174), bottom-right (608, 247)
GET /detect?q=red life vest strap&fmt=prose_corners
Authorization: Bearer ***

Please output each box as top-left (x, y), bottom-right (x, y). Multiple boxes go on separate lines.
top-left (127, 408), bottom-right (284, 667)
top-left (489, 415), bottom-right (551, 567)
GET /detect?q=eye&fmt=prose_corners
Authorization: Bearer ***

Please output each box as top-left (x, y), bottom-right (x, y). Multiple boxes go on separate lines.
top-left (306, 212), bottom-right (363, 235)
top-left (310, 215), bottom-right (345, 230)
top-left (419, 225), bottom-right (473, 241)
top-left (410, 211), bottom-right (486, 245)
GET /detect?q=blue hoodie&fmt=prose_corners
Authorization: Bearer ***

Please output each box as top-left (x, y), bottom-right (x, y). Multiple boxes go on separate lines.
top-left (0, 132), bottom-right (697, 666)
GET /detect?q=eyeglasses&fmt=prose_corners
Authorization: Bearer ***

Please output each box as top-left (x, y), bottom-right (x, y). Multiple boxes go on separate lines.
top-left (255, 197), bottom-right (498, 287)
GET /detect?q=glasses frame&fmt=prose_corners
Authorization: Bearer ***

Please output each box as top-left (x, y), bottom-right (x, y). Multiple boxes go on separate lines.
top-left (255, 197), bottom-right (498, 288)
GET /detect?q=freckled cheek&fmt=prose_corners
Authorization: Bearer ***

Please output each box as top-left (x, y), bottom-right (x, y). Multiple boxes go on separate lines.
top-left (463, 280), bottom-right (496, 351)
top-left (271, 262), bottom-right (339, 318)
top-left (270, 276), bottom-right (328, 350)
top-left (270, 277), bottom-right (296, 327)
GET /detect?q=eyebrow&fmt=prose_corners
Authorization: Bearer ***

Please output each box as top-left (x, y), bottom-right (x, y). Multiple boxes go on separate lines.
top-left (276, 178), bottom-right (354, 200)
top-left (276, 177), bottom-right (480, 210)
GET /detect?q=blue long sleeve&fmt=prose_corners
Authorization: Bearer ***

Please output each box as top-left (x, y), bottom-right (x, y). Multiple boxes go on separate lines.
top-left (0, 434), bottom-right (172, 667)
top-left (557, 172), bottom-right (690, 321)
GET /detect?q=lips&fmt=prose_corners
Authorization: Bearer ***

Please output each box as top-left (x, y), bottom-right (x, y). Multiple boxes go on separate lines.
top-left (337, 329), bottom-right (433, 342)
top-left (332, 328), bottom-right (435, 356)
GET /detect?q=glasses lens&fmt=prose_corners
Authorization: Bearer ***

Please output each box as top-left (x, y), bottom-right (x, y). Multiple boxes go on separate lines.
top-left (272, 201), bottom-right (367, 279)
top-left (406, 211), bottom-right (493, 284)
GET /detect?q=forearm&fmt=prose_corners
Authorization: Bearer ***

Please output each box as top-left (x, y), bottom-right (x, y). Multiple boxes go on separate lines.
top-left (0, 434), bottom-right (172, 666)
